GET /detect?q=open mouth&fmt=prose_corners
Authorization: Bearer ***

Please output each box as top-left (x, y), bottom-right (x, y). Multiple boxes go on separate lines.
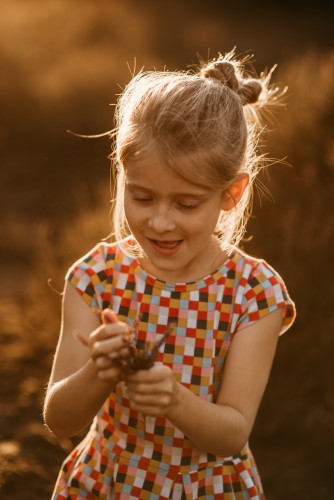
top-left (148, 239), bottom-right (183, 255)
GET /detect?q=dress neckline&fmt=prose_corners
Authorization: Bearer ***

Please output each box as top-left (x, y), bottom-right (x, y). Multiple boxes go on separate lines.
top-left (129, 250), bottom-right (239, 292)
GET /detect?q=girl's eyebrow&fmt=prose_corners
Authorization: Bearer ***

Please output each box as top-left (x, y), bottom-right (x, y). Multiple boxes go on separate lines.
top-left (125, 182), bottom-right (152, 191)
top-left (125, 181), bottom-right (209, 199)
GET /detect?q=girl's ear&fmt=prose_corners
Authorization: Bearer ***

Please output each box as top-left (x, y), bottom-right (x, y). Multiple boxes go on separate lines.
top-left (221, 174), bottom-right (249, 211)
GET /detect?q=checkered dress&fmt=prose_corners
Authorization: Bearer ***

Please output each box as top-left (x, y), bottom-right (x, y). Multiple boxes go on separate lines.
top-left (52, 241), bottom-right (295, 499)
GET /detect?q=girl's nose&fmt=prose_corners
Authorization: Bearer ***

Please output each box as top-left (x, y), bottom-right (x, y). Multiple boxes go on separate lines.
top-left (148, 212), bottom-right (176, 233)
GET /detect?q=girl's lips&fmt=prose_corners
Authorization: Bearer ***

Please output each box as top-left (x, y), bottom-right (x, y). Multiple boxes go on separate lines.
top-left (148, 239), bottom-right (183, 256)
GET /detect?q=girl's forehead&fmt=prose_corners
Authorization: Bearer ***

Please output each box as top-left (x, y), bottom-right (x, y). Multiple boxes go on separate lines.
top-left (124, 152), bottom-right (173, 178)
top-left (124, 155), bottom-right (213, 194)
top-left (123, 150), bottom-right (213, 188)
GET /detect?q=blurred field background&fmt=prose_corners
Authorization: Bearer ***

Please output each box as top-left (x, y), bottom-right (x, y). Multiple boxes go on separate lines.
top-left (1, 1), bottom-right (334, 498)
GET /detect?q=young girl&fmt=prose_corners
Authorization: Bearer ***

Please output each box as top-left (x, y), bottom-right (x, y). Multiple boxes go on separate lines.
top-left (44, 49), bottom-right (296, 499)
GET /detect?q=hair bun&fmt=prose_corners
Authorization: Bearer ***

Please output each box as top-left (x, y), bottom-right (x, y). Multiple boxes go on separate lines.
top-left (202, 61), bottom-right (239, 90)
top-left (201, 60), bottom-right (262, 105)
top-left (237, 80), bottom-right (262, 105)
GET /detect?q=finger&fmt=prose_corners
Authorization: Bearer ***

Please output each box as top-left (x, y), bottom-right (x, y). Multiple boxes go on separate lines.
top-left (95, 355), bottom-right (113, 369)
top-left (128, 400), bottom-right (170, 417)
top-left (126, 379), bottom-right (172, 396)
top-left (128, 392), bottom-right (171, 406)
top-left (96, 366), bottom-right (123, 381)
top-left (126, 381), bottom-right (153, 393)
top-left (89, 322), bottom-right (128, 344)
top-left (91, 337), bottom-right (129, 358)
top-left (101, 308), bottom-right (118, 325)
top-left (126, 365), bottom-right (171, 383)
top-left (107, 347), bottom-right (130, 360)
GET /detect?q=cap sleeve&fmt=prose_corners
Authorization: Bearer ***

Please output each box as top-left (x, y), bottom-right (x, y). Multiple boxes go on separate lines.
top-left (65, 243), bottom-right (111, 311)
top-left (236, 260), bottom-right (296, 335)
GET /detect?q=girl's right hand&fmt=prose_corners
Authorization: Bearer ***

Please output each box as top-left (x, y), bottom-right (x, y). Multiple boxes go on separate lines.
top-left (87, 309), bottom-right (130, 382)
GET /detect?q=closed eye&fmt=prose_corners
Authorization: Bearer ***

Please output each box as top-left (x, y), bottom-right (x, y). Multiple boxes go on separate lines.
top-left (177, 201), bottom-right (201, 210)
top-left (132, 196), bottom-right (153, 203)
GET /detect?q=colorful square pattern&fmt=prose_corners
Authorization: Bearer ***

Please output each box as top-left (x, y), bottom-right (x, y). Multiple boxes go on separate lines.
top-left (53, 242), bottom-right (295, 498)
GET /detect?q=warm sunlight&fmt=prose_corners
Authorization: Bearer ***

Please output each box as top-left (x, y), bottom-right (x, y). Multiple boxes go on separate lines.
top-left (1, 1), bottom-right (334, 499)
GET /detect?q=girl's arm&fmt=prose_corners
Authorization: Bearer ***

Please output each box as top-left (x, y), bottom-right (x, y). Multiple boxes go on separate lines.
top-left (43, 282), bottom-right (128, 438)
top-left (126, 308), bottom-right (283, 457)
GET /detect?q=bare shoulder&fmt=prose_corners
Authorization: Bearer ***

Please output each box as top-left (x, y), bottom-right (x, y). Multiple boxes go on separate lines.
top-left (62, 281), bottom-right (101, 338)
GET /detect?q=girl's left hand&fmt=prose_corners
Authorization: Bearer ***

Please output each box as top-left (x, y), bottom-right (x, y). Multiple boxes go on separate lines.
top-left (126, 365), bottom-right (178, 417)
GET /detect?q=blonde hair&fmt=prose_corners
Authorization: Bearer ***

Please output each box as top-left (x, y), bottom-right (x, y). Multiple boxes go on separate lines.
top-left (109, 49), bottom-right (283, 252)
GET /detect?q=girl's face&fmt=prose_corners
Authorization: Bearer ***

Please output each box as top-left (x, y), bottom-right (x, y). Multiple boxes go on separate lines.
top-left (123, 153), bottom-right (227, 283)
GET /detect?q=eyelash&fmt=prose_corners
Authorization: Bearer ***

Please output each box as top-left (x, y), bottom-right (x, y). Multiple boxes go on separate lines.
top-left (178, 203), bottom-right (199, 210)
top-left (133, 196), bottom-right (153, 203)
top-left (133, 197), bottom-right (200, 210)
